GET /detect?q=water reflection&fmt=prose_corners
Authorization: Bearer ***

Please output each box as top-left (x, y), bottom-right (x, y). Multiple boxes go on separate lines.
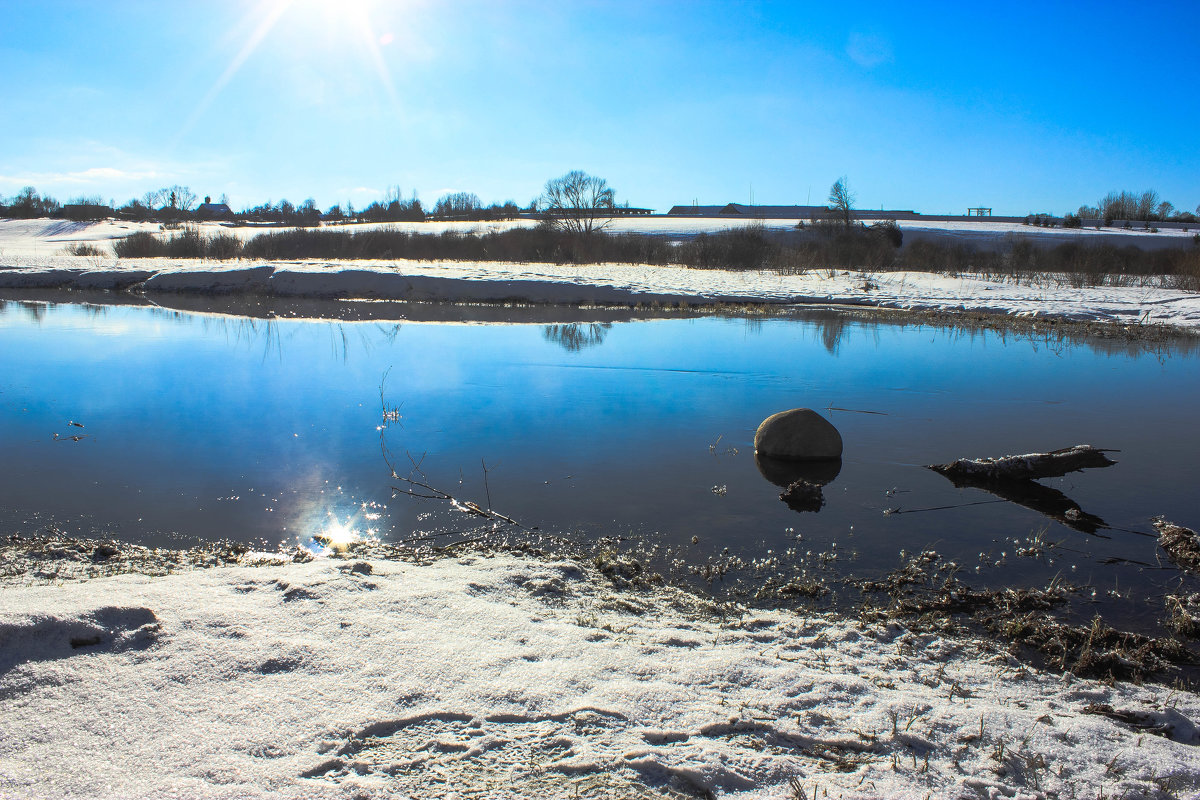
top-left (4, 293), bottom-right (1198, 363)
top-left (814, 315), bottom-right (848, 354)
top-left (930, 471), bottom-right (1110, 535)
top-left (755, 454), bottom-right (842, 514)
top-left (3, 295), bottom-right (1200, 638)
top-left (754, 455), bottom-right (843, 488)
top-left (542, 322), bottom-right (612, 352)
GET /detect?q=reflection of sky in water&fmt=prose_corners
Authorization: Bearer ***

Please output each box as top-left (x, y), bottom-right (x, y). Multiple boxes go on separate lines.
top-left (2, 299), bottom-right (1200, 630)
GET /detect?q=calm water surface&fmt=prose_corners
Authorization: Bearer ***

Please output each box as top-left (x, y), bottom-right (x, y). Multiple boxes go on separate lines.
top-left (2, 298), bottom-right (1198, 631)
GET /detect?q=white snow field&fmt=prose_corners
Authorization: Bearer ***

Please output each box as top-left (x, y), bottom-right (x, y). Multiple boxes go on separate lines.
top-left (2, 552), bottom-right (1198, 800)
top-left (4, 256), bottom-right (1199, 329)
top-left (2, 216), bottom-right (1196, 257)
top-left (2, 215), bottom-right (1200, 328)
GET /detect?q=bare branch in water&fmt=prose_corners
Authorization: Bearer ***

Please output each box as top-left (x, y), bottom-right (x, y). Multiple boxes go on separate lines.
top-left (391, 473), bottom-right (523, 529)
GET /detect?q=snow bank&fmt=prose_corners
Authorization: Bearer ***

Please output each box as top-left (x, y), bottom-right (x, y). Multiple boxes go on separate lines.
top-left (2, 552), bottom-right (1197, 799)
top-left (3, 255), bottom-right (1200, 330)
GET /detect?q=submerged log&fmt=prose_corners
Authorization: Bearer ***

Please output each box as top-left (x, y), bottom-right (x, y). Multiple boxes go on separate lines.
top-left (930, 445), bottom-right (1116, 483)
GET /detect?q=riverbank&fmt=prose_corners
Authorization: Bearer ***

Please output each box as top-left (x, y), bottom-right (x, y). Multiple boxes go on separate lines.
top-left (2, 536), bottom-right (1198, 799)
top-left (3, 256), bottom-right (1200, 333)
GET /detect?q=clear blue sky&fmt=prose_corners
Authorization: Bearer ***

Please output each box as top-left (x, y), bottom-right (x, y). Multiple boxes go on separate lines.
top-left (2, 0), bottom-right (1197, 216)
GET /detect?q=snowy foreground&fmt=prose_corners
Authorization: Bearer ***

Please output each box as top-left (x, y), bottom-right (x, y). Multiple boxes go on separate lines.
top-left (2, 551), bottom-right (1198, 799)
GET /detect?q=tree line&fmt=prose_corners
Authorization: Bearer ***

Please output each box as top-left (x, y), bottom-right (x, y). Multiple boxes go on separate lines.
top-left (1077, 190), bottom-right (1199, 225)
top-left (0, 184), bottom-right (528, 225)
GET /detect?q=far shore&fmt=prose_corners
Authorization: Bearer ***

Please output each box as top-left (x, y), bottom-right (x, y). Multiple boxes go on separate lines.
top-left (3, 256), bottom-right (1200, 335)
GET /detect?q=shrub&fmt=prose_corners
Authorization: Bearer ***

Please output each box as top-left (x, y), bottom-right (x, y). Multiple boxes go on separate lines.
top-left (62, 242), bottom-right (105, 256)
top-left (205, 232), bottom-right (244, 260)
top-left (870, 219), bottom-right (903, 247)
top-left (113, 231), bottom-right (165, 258)
top-left (677, 224), bottom-right (777, 270)
top-left (165, 228), bottom-right (206, 258)
top-left (1063, 214), bottom-right (1082, 229)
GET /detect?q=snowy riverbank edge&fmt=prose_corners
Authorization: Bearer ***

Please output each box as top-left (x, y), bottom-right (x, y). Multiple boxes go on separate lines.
top-left (3, 256), bottom-right (1200, 332)
top-left (2, 548), bottom-right (1198, 800)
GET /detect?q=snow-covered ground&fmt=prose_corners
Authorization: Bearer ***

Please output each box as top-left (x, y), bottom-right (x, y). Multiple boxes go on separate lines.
top-left (3, 217), bottom-right (1198, 330)
top-left (3, 254), bottom-right (1199, 330)
top-left (2, 215), bottom-right (1195, 258)
top-left (2, 550), bottom-right (1197, 799)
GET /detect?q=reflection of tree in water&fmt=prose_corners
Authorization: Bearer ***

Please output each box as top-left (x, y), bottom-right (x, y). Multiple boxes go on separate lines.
top-left (193, 314), bottom-right (403, 363)
top-left (17, 301), bottom-right (46, 323)
top-left (543, 322), bottom-right (612, 352)
top-left (815, 314), bottom-right (848, 354)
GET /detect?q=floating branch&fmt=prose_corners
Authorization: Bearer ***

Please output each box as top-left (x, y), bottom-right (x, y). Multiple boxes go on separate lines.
top-left (392, 474), bottom-right (522, 528)
top-left (930, 445), bottom-right (1116, 483)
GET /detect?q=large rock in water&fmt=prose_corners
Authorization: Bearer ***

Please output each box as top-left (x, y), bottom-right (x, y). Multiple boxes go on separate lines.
top-left (754, 408), bottom-right (842, 461)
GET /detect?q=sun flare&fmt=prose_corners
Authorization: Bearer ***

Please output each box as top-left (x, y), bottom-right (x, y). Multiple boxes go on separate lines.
top-left (177, 0), bottom-right (403, 142)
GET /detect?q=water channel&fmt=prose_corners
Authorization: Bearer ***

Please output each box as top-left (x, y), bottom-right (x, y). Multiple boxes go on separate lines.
top-left (2, 294), bottom-right (1198, 635)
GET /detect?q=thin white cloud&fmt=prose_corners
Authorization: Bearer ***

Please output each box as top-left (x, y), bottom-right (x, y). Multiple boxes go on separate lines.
top-left (846, 32), bottom-right (893, 69)
top-left (0, 166), bottom-right (164, 187)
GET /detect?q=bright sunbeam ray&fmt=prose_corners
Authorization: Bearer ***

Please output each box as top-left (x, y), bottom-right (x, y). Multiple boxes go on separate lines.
top-left (349, 5), bottom-right (400, 110)
top-left (172, 0), bottom-right (293, 146)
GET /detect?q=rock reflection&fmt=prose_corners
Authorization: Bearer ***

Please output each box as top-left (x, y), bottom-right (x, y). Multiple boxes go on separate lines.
top-left (755, 454), bottom-right (842, 513)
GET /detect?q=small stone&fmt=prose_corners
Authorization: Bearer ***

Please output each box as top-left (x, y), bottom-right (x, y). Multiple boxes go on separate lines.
top-left (91, 543), bottom-right (119, 561)
top-left (754, 408), bottom-right (842, 461)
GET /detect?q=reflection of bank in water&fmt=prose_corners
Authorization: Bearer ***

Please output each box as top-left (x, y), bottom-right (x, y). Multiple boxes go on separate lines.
top-left (755, 453), bottom-right (842, 513)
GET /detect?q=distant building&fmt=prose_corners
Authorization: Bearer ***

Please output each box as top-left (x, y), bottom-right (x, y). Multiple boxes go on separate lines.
top-left (667, 203), bottom-right (920, 220)
top-left (196, 196), bottom-right (233, 220)
top-left (62, 202), bottom-right (111, 221)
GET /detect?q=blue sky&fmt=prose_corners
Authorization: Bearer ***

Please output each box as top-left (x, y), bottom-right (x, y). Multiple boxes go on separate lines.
top-left (2, 0), bottom-right (1197, 216)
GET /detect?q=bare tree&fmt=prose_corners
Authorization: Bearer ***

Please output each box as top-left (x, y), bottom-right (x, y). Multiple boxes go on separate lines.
top-left (168, 185), bottom-right (198, 212)
top-left (433, 191), bottom-right (482, 217)
top-left (540, 170), bottom-right (615, 235)
top-left (1099, 189), bottom-right (1163, 223)
top-left (828, 176), bottom-right (855, 227)
top-left (142, 188), bottom-right (167, 212)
